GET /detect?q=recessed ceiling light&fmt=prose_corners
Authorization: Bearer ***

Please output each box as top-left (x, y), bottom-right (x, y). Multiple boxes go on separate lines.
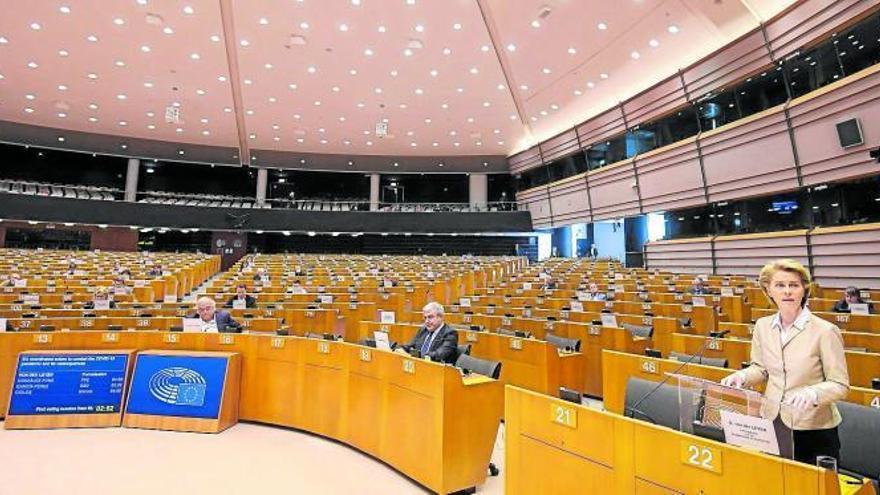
top-left (574, 89), bottom-right (583, 95)
top-left (403, 48), bottom-right (413, 56)
top-left (668, 24), bottom-right (679, 34)
top-left (481, 45), bottom-right (489, 52)
top-left (202, 130), bottom-right (210, 136)
top-left (540, 110), bottom-right (548, 116)
top-left (410, 142), bottom-right (417, 147)
top-left (364, 48), bottom-right (374, 56)
top-left (568, 47), bottom-right (577, 55)
top-left (246, 109), bottom-right (254, 115)
top-left (389, 69), bottom-right (398, 77)
top-left (58, 49), bottom-right (69, 57)
top-left (218, 75), bottom-right (227, 82)
top-left (0, 37), bottom-right (8, 44)
top-left (89, 117), bottom-right (98, 122)
top-left (27, 61), bottom-right (38, 69)
top-left (244, 79), bottom-right (252, 84)
top-left (178, 150), bottom-right (184, 155)
top-left (406, 0), bottom-right (415, 4)
top-left (300, 22), bottom-right (310, 30)
top-left (631, 51), bottom-right (640, 59)
top-left (506, 43), bottom-right (516, 52)
top-left (442, 47), bottom-right (452, 55)
top-left (542, 67), bottom-right (551, 74)
top-left (196, 89), bottom-right (206, 95)
top-left (176, 128), bottom-right (184, 133)
top-left (649, 39), bottom-right (660, 48)
top-left (415, 24), bottom-right (424, 33)
top-left (520, 84), bottom-right (528, 90)
top-left (497, 141), bottom-right (504, 145)
top-left (377, 25), bottom-right (386, 33)
top-left (314, 100), bottom-right (321, 105)
top-left (339, 23), bottom-right (349, 32)
top-left (366, 141), bottom-right (373, 146)
top-left (531, 20), bottom-right (541, 28)
top-left (224, 107), bottom-right (232, 113)
top-left (339, 116), bottom-right (346, 121)
top-left (273, 136), bottom-right (281, 142)
top-left (264, 63), bottom-right (273, 69)
top-left (113, 18), bottom-right (125, 25)
top-left (429, 69), bottom-right (438, 77)
top-left (600, 73), bottom-right (609, 79)
top-left (452, 23), bottom-right (462, 30)
top-left (349, 69), bottom-right (358, 75)
top-left (293, 113), bottom-right (301, 118)
top-left (210, 34), bottom-right (220, 42)
top-left (457, 87), bottom-right (464, 93)
top-left (183, 5), bottom-right (194, 14)
top-left (30, 22), bottom-right (41, 30)
top-left (89, 103), bottom-right (98, 110)
top-left (248, 133), bottom-right (256, 139)
top-left (259, 17), bottom-right (269, 25)
top-left (163, 27), bottom-right (174, 35)
top-left (57, 136), bottom-right (65, 142)
top-left (240, 39), bottom-right (250, 46)
top-left (597, 22), bottom-right (608, 30)
top-left (190, 53), bottom-right (200, 60)
top-left (356, 102), bottom-right (364, 108)
top-left (307, 66), bottom-right (317, 73)
top-left (119, 120), bottom-right (127, 126)
top-left (374, 87), bottom-right (382, 94)
top-left (59, 5), bottom-right (71, 13)
top-left (204, 118), bottom-right (211, 124)
top-left (24, 107), bottom-right (34, 113)
top-left (587, 81), bottom-right (595, 88)
top-left (469, 67), bottom-right (478, 74)
top-left (550, 104), bottom-right (559, 110)
top-left (482, 101), bottom-right (490, 107)
top-left (115, 60), bottom-right (125, 67)
top-left (87, 73), bottom-right (98, 80)
top-left (25, 94), bottom-right (35, 100)
top-left (332, 86), bottom-right (340, 92)
top-left (140, 45), bottom-right (151, 52)
top-left (57, 112), bottom-right (67, 118)
top-left (116, 94), bottom-right (127, 100)
top-left (468, 117), bottom-right (475, 123)
top-left (143, 82), bottom-right (153, 88)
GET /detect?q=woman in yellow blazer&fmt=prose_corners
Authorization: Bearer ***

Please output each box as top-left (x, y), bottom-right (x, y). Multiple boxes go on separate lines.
top-left (721, 259), bottom-right (849, 464)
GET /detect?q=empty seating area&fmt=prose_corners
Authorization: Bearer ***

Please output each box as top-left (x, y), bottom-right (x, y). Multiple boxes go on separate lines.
top-left (0, 179), bottom-right (119, 201)
top-left (138, 191), bottom-right (259, 209)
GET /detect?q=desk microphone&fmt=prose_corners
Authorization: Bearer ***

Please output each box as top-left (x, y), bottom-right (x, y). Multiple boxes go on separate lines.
top-left (625, 330), bottom-right (730, 424)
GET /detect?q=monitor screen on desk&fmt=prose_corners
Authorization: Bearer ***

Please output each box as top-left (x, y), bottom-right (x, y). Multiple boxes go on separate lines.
top-left (9, 352), bottom-right (129, 415)
top-left (125, 354), bottom-right (227, 419)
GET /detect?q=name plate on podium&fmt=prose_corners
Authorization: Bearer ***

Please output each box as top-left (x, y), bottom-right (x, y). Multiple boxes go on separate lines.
top-left (5, 350), bottom-right (135, 429)
top-left (123, 350), bottom-right (241, 433)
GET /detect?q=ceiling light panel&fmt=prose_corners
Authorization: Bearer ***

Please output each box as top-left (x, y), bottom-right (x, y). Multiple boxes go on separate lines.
top-left (231, 0), bottom-right (522, 155)
top-left (0, 0), bottom-right (237, 146)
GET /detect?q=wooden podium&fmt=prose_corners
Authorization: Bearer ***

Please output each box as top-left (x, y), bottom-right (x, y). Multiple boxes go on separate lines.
top-left (123, 350), bottom-right (241, 433)
top-left (5, 349), bottom-right (135, 429)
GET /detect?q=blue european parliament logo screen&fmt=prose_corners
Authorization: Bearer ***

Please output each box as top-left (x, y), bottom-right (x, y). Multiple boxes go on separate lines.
top-left (125, 354), bottom-right (228, 419)
top-left (9, 353), bottom-right (129, 415)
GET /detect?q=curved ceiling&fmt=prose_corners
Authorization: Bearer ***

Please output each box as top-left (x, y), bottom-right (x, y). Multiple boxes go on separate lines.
top-left (0, 0), bottom-right (794, 166)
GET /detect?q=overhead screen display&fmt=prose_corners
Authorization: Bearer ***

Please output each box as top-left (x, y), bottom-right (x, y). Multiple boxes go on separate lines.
top-left (9, 353), bottom-right (129, 415)
top-left (125, 354), bottom-right (228, 419)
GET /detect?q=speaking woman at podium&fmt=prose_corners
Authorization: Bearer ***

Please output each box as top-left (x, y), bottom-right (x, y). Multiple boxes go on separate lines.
top-left (721, 259), bottom-right (849, 464)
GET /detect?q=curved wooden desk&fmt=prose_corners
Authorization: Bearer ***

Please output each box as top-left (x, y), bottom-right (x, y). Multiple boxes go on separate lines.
top-left (0, 331), bottom-right (502, 495)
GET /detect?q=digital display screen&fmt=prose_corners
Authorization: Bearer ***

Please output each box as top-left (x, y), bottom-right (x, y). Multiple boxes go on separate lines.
top-left (771, 201), bottom-right (798, 214)
top-left (125, 354), bottom-right (228, 419)
top-left (9, 353), bottom-right (129, 415)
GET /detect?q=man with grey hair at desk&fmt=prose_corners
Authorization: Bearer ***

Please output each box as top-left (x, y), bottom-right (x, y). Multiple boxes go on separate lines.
top-left (401, 302), bottom-right (459, 364)
top-left (192, 297), bottom-right (242, 333)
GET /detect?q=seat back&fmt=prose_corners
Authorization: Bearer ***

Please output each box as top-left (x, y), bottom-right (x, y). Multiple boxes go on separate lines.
top-left (545, 333), bottom-right (581, 352)
top-left (622, 323), bottom-right (654, 339)
top-left (838, 401), bottom-right (880, 482)
top-left (455, 354), bottom-right (502, 380)
top-left (457, 343), bottom-right (472, 357)
top-left (669, 351), bottom-right (728, 369)
top-left (624, 376), bottom-right (686, 430)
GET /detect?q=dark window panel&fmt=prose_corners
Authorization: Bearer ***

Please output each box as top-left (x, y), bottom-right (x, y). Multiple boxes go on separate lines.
top-left (379, 174), bottom-right (469, 203)
top-left (0, 144), bottom-right (126, 188)
top-left (836, 13), bottom-right (880, 77)
top-left (139, 161), bottom-right (256, 197)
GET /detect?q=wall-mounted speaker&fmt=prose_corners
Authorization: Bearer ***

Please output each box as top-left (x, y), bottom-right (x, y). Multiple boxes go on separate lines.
top-left (836, 118), bottom-right (864, 148)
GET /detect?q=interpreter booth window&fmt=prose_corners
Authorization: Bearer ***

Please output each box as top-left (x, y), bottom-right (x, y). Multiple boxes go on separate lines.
top-left (835, 12), bottom-right (880, 76)
top-left (785, 42), bottom-right (845, 99)
top-left (818, 177), bottom-right (880, 226)
top-left (585, 134), bottom-right (628, 170)
top-left (629, 105), bottom-right (700, 153)
top-left (379, 174), bottom-right (468, 203)
top-left (806, 182), bottom-right (845, 227)
top-left (0, 144), bottom-right (127, 189)
top-left (5, 228), bottom-right (91, 250)
top-left (739, 191), bottom-right (812, 233)
top-left (663, 204), bottom-right (717, 239)
top-left (546, 152), bottom-right (588, 182)
top-left (713, 200), bottom-right (750, 236)
top-left (514, 166), bottom-right (551, 191)
top-left (696, 89), bottom-right (739, 131)
top-left (487, 173), bottom-right (516, 206)
top-left (735, 68), bottom-right (789, 118)
top-left (138, 161), bottom-right (256, 198)
top-left (137, 231), bottom-right (213, 253)
top-left (268, 170), bottom-right (370, 204)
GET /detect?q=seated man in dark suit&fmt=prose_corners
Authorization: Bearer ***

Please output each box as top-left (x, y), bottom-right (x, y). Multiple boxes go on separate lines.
top-left (193, 297), bottom-right (242, 333)
top-left (400, 302), bottom-right (458, 364)
top-left (226, 283), bottom-right (257, 308)
top-left (833, 286), bottom-right (875, 313)
top-left (687, 278), bottom-right (711, 295)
